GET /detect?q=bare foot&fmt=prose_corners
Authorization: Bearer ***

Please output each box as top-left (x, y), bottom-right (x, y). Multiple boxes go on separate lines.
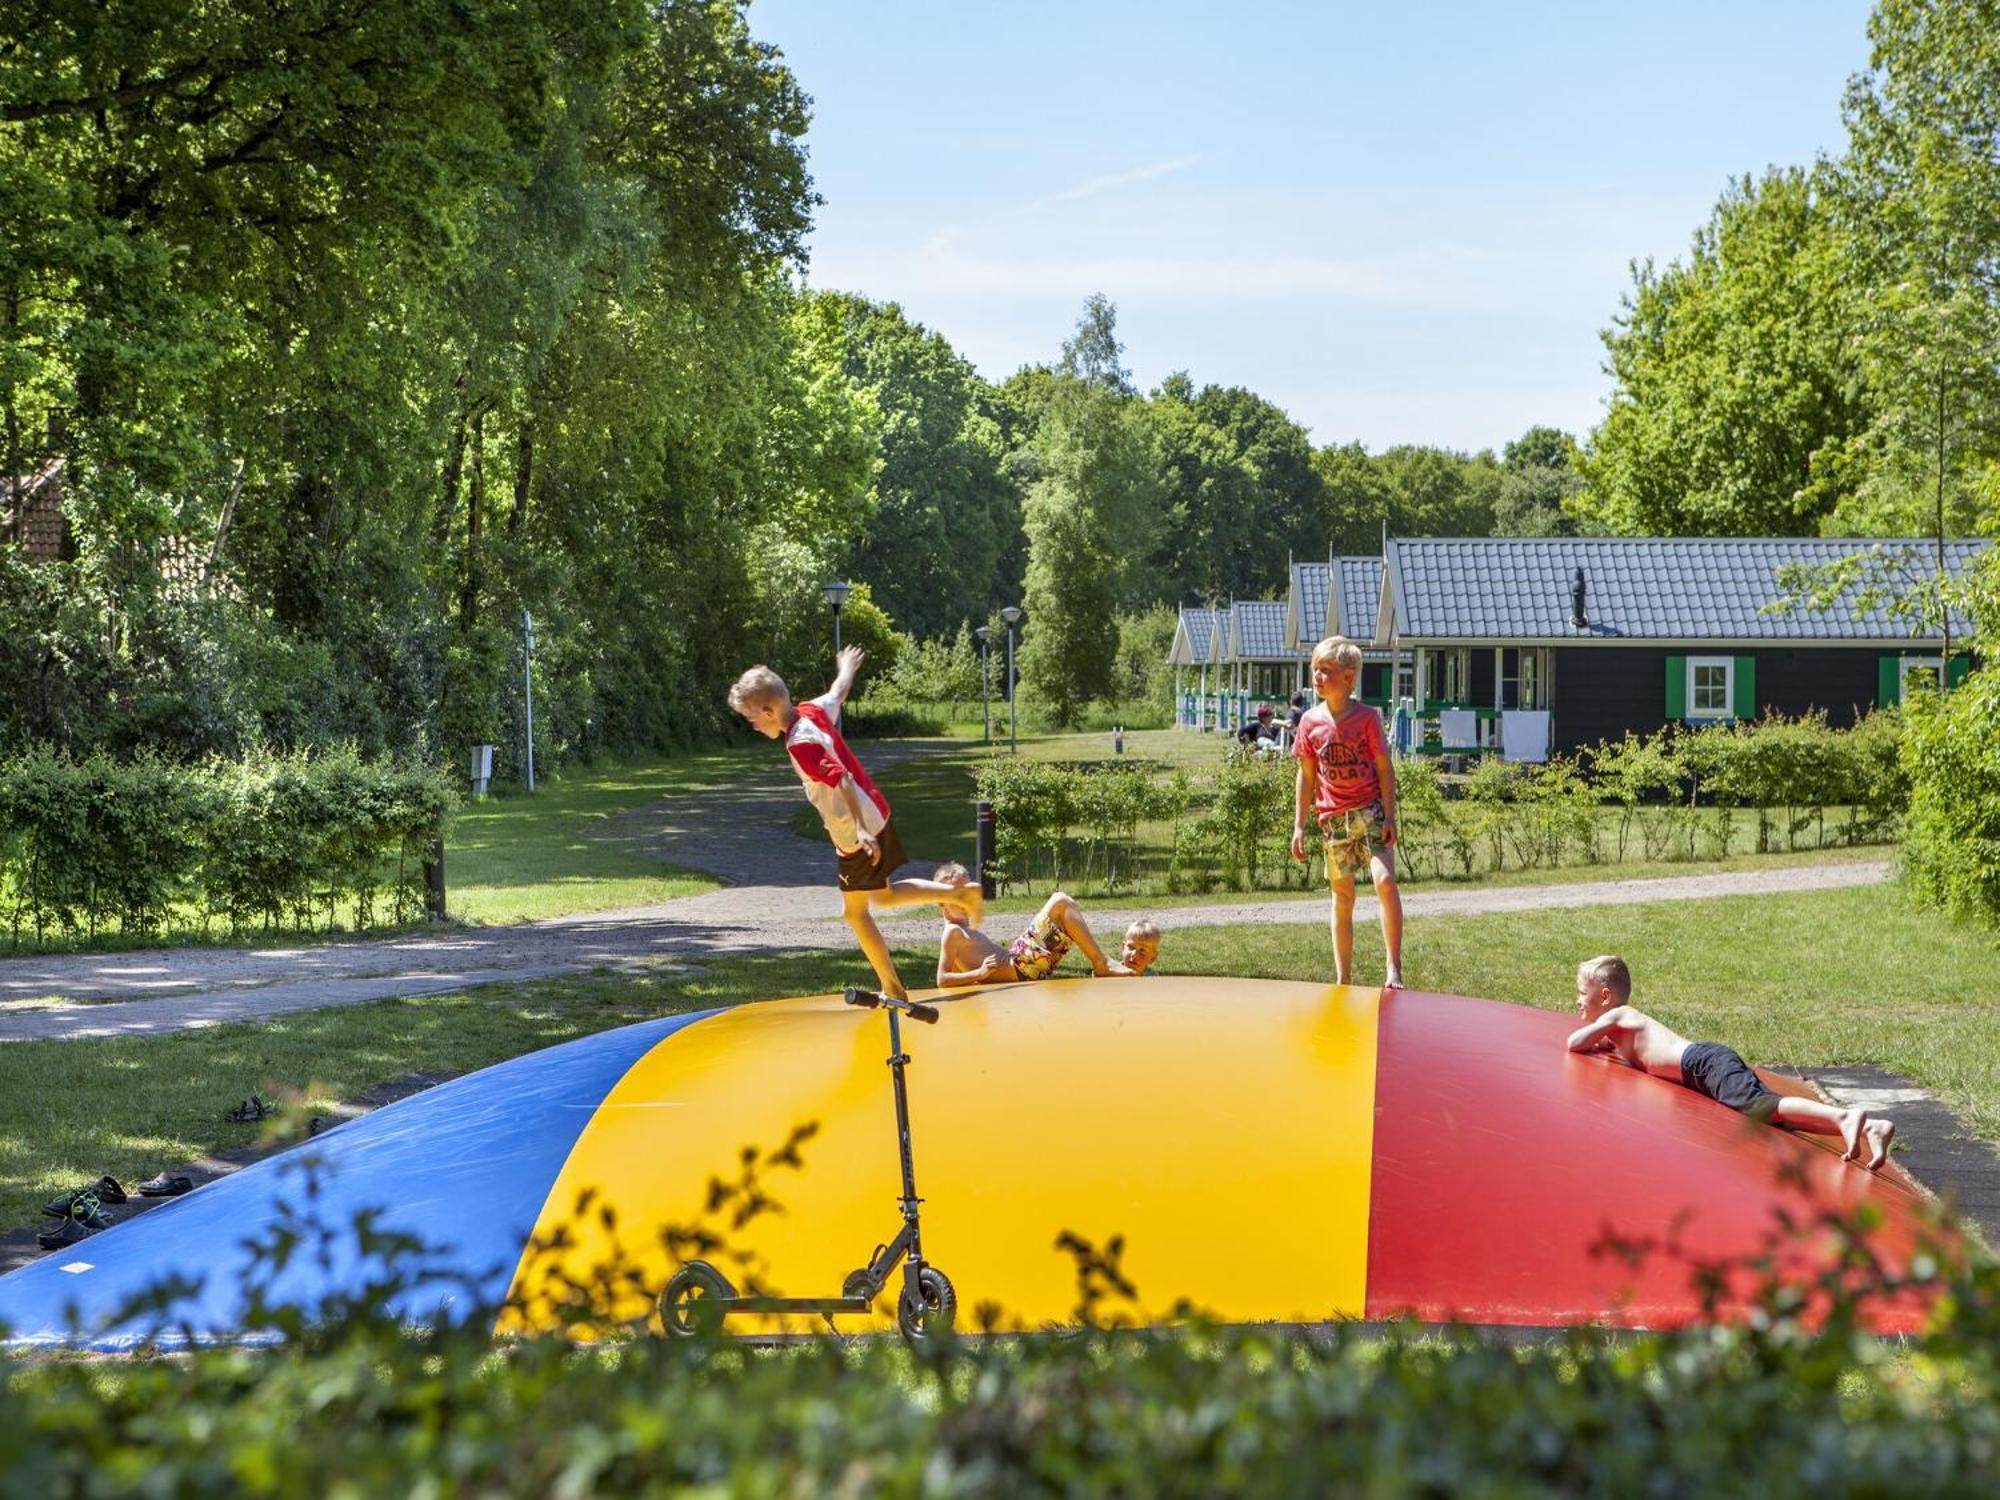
top-left (1384, 971), bottom-right (1405, 991)
top-left (1837, 1107), bottom-right (1868, 1162)
top-left (1863, 1117), bottom-right (1895, 1170)
top-left (944, 873), bottom-right (983, 928)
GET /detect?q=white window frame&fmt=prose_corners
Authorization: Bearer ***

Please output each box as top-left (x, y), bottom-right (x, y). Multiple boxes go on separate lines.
top-left (1898, 656), bottom-right (1944, 698)
top-left (1687, 656), bottom-right (1734, 720)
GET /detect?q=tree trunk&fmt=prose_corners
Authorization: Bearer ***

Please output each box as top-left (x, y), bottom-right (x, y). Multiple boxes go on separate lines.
top-left (458, 409), bottom-right (485, 630)
top-left (433, 406), bottom-right (471, 549)
top-left (508, 417), bottom-right (532, 535)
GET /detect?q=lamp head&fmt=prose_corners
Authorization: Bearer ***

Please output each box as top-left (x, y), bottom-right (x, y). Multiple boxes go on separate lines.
top-left (821, 580), bottom-right (852, 611)
top-left (974, 625), bottom-right (991, 643)
top-left (1000, 605), bottom-right (1022, 626)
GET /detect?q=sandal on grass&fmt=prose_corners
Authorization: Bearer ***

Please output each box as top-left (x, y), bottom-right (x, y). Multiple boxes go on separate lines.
top-left (39, 1176), bottom-right (126, 1218)
top-left (37, 1216), bottom-right (99, 1251)
top-left (137, 1173), bottom-right (194, 1198)
top-left (225, 1094), bottom-right (278, 1124)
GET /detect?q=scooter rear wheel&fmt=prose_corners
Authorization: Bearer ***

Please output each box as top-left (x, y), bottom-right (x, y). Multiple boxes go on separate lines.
top-left (897, 1265), bottom-right (956, 1341)
top-left (661, 1261), bottom-right (732, 1336)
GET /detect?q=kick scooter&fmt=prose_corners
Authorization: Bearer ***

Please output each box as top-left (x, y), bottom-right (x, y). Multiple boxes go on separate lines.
top-left (660, 986), bottom-right (958, 1341)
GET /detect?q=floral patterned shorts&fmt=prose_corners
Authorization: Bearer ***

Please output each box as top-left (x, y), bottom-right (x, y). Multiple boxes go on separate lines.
top-left (1318, 802), bottom-right (1390, 880)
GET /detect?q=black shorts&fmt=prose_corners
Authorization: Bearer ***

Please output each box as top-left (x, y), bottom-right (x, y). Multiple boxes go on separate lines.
top-left (836, 817), bottom-right (907, 893)
top-left (1680, 1041), bottom-right (1778, 1119)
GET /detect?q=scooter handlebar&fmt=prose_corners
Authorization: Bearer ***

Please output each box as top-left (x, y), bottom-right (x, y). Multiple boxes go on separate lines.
top-left (842, 988), bottom-right (941, 1023)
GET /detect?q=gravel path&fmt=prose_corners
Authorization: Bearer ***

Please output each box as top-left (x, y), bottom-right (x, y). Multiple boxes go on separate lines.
top-left (0, 747), bottom-right (1891, 1043)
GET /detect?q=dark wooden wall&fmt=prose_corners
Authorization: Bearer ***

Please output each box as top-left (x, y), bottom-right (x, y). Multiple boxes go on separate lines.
top-left (1548, 646), bottom-right (1900, 752)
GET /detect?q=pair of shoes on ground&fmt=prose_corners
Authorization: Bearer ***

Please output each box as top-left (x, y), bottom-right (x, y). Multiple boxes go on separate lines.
top-left (37, 1178), bottom-right (121, 1250)
top-left (226, 1093), bottom-right (279, 1124)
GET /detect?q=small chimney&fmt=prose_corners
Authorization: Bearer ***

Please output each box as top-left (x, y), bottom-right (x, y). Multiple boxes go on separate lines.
top-left (1570, 567), bottom-right (1588, 629)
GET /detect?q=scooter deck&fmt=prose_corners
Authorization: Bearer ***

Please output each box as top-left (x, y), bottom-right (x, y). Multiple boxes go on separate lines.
top-left (718, 1294), bottom-right (874, 1316)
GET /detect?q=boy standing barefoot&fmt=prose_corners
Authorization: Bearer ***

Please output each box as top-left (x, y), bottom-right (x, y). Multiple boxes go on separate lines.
top-left (729, 646), bottom-right (974, 1001)
top-left (1567, 955), bottom-right (1895, 1168)
top-left (1290, 637), bottom-right (1404, 988)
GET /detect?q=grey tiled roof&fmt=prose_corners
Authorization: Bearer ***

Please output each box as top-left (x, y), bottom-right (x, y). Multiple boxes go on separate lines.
top-left (1334, 556), bottom-right (1383, 641)
top-left (1288, 562), bottom-right (1330, 650)
top-left (1385, 537), bottom-right (1988, 642)
top-left (1173, 607), bottom-right (1223, 665)
top-left (1229, 600), bottom-right (1292, 660)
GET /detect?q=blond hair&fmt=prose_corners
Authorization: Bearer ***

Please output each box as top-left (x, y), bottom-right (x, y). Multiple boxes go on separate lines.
top-left (1577, 954), bottom-right (1631, 1003)
top-left (727, 665), bottom-right (789, 715)
top-left (1125, 918), bottom-right (1161, 945)
top-left (935, 862), bottom-right (972, 885)
top-left (1311, 636), bottom-right (1363, 674)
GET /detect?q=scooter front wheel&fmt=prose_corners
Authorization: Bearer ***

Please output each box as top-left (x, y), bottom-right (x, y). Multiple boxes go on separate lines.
top-left (897, 1265), bottom-right (957, 1341)
top-left (661, 1261), bottom-right (733, 1337)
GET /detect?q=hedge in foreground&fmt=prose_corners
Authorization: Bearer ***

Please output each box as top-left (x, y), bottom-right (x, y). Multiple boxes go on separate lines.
top-left (0, 1197), bottom-right (1995, 1497)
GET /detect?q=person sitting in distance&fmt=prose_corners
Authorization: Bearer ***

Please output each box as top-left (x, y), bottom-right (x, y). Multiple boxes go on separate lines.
top-left (932, 864), bottom-right (1159, 986)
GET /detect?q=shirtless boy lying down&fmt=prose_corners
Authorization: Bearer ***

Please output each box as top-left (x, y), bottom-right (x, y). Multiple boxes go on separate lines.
top-left (933, 864), bottom-right (1158, 987)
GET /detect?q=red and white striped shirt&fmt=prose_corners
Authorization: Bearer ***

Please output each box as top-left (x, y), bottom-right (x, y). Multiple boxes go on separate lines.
top-left (786, 694), bottom-right (890, 853)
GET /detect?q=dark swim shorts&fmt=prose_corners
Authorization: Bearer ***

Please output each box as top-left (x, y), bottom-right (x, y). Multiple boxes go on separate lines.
top-left (1680, 1041), bottom-right (1779, 1120)
top-left (836, 817), bottom-right (909, 893)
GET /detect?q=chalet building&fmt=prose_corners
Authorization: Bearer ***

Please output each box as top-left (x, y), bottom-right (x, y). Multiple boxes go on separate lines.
top-left (1373, 536), bottom-right (1986, 755)
top-left (1169, 606), bottom-right (1225, 728)
top-left (1288, 556), bottom-right (1397, 706)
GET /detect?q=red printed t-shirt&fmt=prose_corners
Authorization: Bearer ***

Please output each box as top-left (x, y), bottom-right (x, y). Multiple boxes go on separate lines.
top-left (1293, 701), bottom-right (1387, 816)
top-left (786, 694), bottom-right (890, 853)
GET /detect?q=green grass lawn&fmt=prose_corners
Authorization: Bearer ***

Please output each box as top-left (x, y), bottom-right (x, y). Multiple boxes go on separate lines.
top-left (5, 882), bottom-right (1994, 1230)
top-left (444, 744), bottom-right (781, 923)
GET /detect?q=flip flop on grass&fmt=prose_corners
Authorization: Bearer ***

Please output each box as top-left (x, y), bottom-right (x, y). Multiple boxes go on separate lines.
top-left (224, 1094), bottom-right (278, 1124)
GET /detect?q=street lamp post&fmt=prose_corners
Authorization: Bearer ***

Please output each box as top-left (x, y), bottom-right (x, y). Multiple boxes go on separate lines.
top-left (974, 625), bottom-right (993, 745)
top-left (1000, 605), bottom-right (1022, 754)
top-left (822, 580), bottom-right (852, 657)
top-left (521, 609), bottom-right (536, 794)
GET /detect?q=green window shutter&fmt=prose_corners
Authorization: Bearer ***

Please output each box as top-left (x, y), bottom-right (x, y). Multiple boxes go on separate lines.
top-left (1732, 655), bottom-right (1756, 721)
top-left (1877, 655), bottom-right (1900, 709)
top-left (1664, 655), bottom-right (1686, 720)
top-left (1948, 654), bottom-right (1971, 689)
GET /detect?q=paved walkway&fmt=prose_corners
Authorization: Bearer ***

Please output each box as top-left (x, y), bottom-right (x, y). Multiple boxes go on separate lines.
top-left (0, 744), bottom-right (1891, 1043)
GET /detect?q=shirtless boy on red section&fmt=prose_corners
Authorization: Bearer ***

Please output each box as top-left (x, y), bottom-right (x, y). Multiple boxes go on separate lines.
top-left (1567, 954), bottom-right (1895, 1169)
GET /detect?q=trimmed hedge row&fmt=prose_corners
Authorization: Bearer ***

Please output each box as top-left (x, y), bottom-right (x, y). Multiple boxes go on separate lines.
top-left (0, 747), bottom-right (456, 943)
top-left (976, 712), bottom-right (1908, 895)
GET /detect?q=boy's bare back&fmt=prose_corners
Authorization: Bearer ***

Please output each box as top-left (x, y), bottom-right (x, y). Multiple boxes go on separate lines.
top-left (1566, 1005), bottom-right (1693, 1080)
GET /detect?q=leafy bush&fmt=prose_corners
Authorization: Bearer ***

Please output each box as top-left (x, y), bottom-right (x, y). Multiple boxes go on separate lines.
top-left (0, 1184), bottom-right (1993, 1495)
top-left (0, 749), bottom-right (456, 945)
top-left (1900, 667), bottom-right (2000, 930)
top-left (977, 713), bottom-right (1909, 900)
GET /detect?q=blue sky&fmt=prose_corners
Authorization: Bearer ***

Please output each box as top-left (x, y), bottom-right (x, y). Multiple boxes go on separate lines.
top-left (753, 0), bottom-right (1875, 454)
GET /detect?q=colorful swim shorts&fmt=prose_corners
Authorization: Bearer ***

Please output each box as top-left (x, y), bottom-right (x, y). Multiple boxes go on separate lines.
top-left (1008, 910), bottom-right (1072, 981)
top-left (1318, 802), bottom-right (1391, 880)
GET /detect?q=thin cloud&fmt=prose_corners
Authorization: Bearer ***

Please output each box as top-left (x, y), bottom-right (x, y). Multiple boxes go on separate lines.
top-left (1025, 153), bottom-right (1207, 212)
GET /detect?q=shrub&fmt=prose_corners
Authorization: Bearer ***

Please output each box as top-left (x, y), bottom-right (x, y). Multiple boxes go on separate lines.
top-left (0, 748), bottom-right (456, 945)
top-left (1900, 667), bottom-right (2000, 930)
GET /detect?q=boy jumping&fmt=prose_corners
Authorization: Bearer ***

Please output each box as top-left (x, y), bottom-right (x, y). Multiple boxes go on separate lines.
top-left (729, 646), bottom-right (972, 1001)
top-left (930, 864), bottom-right (1159, 987)
top-left (1290, 636), bottom-right (1404, 988)
top-left (1567, 955), bottom-right (1895, 1169)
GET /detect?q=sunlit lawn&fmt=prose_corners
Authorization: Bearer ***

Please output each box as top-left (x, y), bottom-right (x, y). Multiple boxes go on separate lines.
top-left (6, 881), bottom-right (1994, 1228)
top-left (444, 744), bottom-right (775, 923)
